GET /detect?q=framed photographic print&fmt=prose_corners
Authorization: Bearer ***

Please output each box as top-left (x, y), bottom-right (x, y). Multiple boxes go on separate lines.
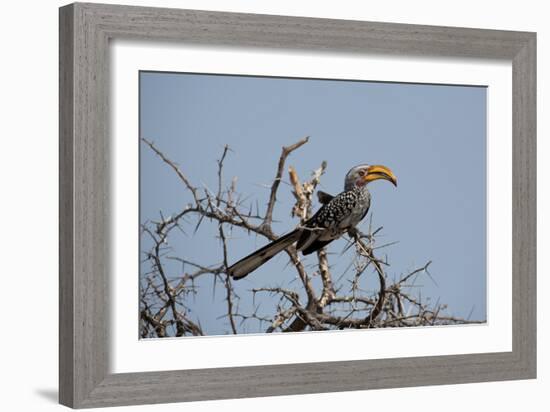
top-left (59, 2), bottom-right (536, 408)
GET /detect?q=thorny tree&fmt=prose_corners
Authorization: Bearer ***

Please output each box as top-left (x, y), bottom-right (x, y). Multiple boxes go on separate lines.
top-left (140, 136), bottom-right (482, 338)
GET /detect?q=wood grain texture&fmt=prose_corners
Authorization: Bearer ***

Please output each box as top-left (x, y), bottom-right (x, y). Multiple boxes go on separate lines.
top-left (512, 35), bottom-right (537, 374)
top-left (59, 4), bottom-right (74, 406)
top-left (59, 2), bottom-right (537, 408)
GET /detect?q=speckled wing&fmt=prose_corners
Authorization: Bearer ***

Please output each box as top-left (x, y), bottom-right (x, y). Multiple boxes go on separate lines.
top-left (296, 189), bottom-right (371, 255)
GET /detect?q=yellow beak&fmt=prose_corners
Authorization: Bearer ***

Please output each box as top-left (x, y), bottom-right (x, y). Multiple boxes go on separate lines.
top-left (364, 165), bottom-right (397, 187)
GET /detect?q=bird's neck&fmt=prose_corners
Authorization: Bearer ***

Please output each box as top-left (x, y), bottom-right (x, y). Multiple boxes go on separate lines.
top-left (345, 184), bottom-right (370, 195)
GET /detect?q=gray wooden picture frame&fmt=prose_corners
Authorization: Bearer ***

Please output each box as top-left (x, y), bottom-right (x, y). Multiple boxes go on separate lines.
top-left (59, 2), bottom-right (536, 408)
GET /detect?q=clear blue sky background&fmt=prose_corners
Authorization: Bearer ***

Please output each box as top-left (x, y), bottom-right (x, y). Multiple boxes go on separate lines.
top-left (140, 71), bottom-right (487, 336)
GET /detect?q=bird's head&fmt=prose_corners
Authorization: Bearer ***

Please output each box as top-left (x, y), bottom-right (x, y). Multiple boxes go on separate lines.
top-left (344, 164), bottom-right (397, 191)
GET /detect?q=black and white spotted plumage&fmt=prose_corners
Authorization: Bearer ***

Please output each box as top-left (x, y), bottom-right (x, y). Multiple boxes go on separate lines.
top-left (228, 164), bottom-right (395, 280)
top-left (295, 186), bottom-right (371, 255)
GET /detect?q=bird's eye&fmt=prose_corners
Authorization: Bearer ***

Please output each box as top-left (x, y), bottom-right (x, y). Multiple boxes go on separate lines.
top-left (358, 170), bottom-right (365, 177)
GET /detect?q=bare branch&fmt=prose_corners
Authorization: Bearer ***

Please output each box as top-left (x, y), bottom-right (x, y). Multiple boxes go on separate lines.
top-left (141, 138), bottom-right (202, 206)
top-left (263, 136), bottom-right (309, 230)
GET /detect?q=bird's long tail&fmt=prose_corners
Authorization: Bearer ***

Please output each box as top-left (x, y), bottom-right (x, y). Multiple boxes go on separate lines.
top-left (228, 229), bottom-right (301, 280)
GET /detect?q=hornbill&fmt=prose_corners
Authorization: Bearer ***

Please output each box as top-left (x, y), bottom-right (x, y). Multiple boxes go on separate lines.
top-left (227, 164), bottom-right (397, 280)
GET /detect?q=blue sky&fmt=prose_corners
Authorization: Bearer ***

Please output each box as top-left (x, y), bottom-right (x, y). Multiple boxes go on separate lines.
top-left (139, 71), bottom-right (487, 336)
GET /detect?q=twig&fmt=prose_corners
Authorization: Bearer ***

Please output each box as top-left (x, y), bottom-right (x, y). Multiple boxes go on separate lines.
top-left (263, 136), bottom-right (309, 230)
top-left (141, 138), bottom-right (202, 206)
